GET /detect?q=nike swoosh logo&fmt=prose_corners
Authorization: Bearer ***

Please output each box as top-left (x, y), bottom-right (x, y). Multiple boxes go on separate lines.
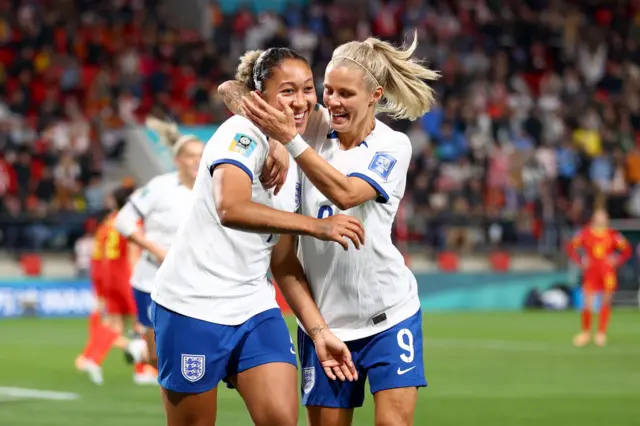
top-left (397, 366), bottom-right (416, 375)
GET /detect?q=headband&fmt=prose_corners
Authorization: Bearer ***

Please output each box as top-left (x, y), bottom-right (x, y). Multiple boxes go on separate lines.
top-left (253, 50), bottom-right (268, 90)
top-left (331, 56), bottom-right (381, 87)
top-left (172, 135), bottom-right (199, 155)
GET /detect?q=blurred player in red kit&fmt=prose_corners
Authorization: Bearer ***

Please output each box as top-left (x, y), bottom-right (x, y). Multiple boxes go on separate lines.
top-left (74, 217), bottom-right (109, 371)
top-left (567, 208), bottom-right (631, 347)
top-left (80, 187), bottom-right (138, 384)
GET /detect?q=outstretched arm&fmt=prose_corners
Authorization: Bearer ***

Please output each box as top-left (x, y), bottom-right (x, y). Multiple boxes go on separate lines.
top-left (213, 164), bottom-right (364, 249)
top-left (115, 201), bottom-right (167, 263)
top-left (270, 234), bottom-right (357, 381)
top-left (242, 93), bottom-right (412, 210)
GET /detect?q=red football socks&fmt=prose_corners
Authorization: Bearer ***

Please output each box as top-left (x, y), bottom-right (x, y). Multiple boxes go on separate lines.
top-left (85, 325), bottom-right (120, 365)
top-left (598, 304), bottom-right (611, 334)
top-left (581, 309), bottom-right (591, 332)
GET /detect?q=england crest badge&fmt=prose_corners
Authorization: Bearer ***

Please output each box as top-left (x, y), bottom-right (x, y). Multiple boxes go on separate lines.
top-left (302, 367), bottom-right (315, 394)
top-left (181, 354), bottom-right (205, 383)
top-left (368, 152), bottom-right (397, 180)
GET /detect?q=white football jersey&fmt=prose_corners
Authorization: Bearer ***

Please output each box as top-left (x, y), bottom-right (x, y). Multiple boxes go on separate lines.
top-left (124, 172), bottom-right (193, 293)
top-left (151, 116), bottom-right (299, 325)
top-left (298, 107), bottom-right (420, 341)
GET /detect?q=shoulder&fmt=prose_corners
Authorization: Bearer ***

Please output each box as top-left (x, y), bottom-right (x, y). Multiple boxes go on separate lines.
top-left (367, 120), bottom-right (411, 157)
top-left (146, 172), bottom-right (178, 189)
top-left (210, 115), bottom-right (268, 147)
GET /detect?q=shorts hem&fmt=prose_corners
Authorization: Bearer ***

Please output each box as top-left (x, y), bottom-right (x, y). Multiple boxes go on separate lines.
top-left (235, 358), bottom-right (297, 376)
top-left (159, 380), bottom-right (218, 394)
top-left (302, 400), bottom-right (365, 409)
top-left (370, 381), bottom-right (428, 395)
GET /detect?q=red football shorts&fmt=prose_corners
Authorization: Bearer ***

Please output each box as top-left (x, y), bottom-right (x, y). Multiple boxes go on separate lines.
top-left (90, 269), bottom-right (105, 299)
top-left (103, 268), bottom-right (137, 315)
top-left (583, 270), bottom-right (617, 293)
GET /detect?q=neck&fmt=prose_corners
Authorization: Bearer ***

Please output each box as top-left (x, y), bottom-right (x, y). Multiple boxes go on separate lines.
top-left (178, 171), bottom-right (195, 189)
top-left (338, 116), bottom-right (376, 150)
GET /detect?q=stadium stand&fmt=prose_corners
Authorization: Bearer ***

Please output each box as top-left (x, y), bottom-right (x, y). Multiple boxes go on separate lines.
top-left (1, 0), bottom-right (640, 263)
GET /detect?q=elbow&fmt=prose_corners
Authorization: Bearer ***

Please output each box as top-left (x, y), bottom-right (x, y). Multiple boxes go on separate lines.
top-left (217, 82), bottom-right (229, 96)
top-left (332, 193), bottom-right (358, 211)
top-left (217, 204), bottom-right (241, 228)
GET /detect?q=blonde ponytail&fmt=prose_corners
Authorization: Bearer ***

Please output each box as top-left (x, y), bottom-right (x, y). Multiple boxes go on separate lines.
top-left (145, 116), bottom-right (200, 155)
top-left (331, 32), bottom-right (439, 121)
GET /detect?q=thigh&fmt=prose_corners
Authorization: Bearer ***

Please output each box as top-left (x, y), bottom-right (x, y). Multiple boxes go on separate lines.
top-left (234, 362), bottom-right (298, 426)
top-left (145, 327), bottom-right (158, 368)
top-left (161, 386), bottom-right (218, 426)
top-left (362, 310), bottom-right (427, 396)
top-left (298, 327), bottom-right (367, 409)
top-left (603, 271), bottom-right (617, 293)
top-left (151, 301), bottom-right (231, 394)
top-left (306, 406), bottom-right (354, 426)
top-left (229, 310), bottom-right (298, 426)
top-left (583, 290), bottom-right (597, 310)
top-left (373, 387), bottom-right (418, 426)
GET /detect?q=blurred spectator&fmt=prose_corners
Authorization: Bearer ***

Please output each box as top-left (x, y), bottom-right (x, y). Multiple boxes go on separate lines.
top-left (1, 0), bottom-right (640, 254)
top-left (74, 219), bottom-right (96, 277)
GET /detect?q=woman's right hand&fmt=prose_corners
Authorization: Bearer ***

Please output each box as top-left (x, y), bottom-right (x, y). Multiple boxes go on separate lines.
top-left (311, 214), bottom-right (365, 250)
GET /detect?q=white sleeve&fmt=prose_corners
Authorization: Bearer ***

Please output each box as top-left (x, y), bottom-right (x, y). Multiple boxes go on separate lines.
top-left (346, 136), bottom-right (411, 204)
top-left (205, 120), bottom-right (268, 182)
top-left (126, 183), bottom-right (159, 219)
top-left (114, 201), bottom-right (142, 238)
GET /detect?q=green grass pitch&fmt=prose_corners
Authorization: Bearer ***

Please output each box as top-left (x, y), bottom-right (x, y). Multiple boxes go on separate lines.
top-left (0, 311), bottom-right (639, 425)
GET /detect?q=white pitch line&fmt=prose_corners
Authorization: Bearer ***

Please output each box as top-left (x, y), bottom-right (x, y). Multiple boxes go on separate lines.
top-left (0, 387), bottom-right (79, 401)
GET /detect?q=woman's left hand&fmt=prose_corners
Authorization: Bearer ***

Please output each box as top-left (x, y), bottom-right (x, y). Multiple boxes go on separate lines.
top-left (242, 92), bottom-right (298, 143)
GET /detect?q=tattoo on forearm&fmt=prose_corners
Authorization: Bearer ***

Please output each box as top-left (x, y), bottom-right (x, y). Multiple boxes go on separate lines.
top-left (310, 325), bottom-right (326, 336)
top-left (220, 81), bottom-right (250, 116)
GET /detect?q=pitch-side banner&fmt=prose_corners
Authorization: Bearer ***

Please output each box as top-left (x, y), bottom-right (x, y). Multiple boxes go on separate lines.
top-left (0, 280), bottom-right (94, 318)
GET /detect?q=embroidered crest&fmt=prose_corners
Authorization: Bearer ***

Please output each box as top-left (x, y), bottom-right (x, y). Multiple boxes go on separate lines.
top-left (368, 152), bottom-right (397, 180)
top-left (302, 367), bottom-right (315, 394)
top-left (181, 354), bottom-right (205, 383)
top-left (228, 133), bottom-right (257, 157)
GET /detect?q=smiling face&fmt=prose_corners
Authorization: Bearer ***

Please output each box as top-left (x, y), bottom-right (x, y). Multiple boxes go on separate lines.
top-left (262, 58), bottom-right (316, 134)
top-left (323, 64), bottom-right (382, 134)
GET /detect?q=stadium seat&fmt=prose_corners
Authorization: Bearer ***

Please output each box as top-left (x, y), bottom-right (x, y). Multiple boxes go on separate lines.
top-left (490, 251), bottom-right (511, 272)
top-left (20, 254), bottom-right (42, 277)
top-left (437, 252), bottom-right (459, 272)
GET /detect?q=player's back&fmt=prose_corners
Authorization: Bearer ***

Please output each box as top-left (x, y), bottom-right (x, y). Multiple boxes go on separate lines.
top-left (102, 214), bottom-right (131, 275)
top-left (91, 220), bottom-right (109, 268)
top-left (134, 171), bottom-right (193, 249)
top-left (152, 115), bottom-right (299, 326)
top-left (128, 171), bottom-right (193, 293)
top-left (298, 114), bottom-right (419, 341)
